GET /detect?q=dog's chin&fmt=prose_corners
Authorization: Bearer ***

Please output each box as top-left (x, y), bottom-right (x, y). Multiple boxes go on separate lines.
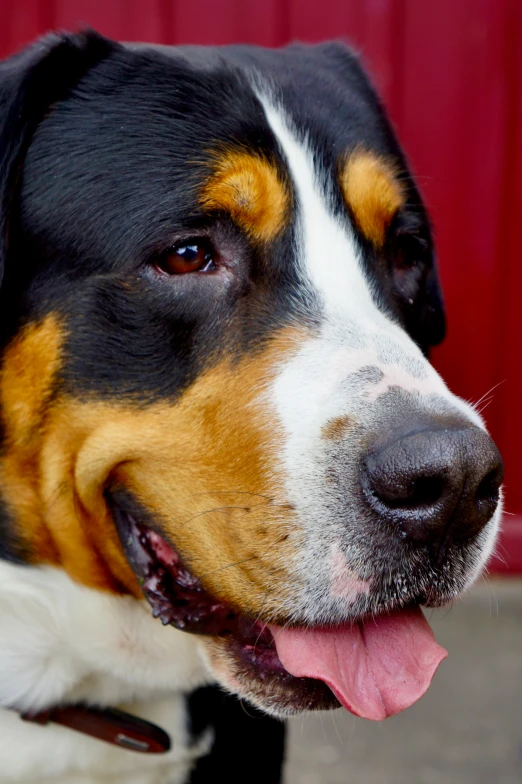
top-left (199, 636), bottom-right (340, 717)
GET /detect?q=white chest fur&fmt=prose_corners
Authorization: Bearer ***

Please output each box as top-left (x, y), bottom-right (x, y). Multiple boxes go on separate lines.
top-left (0, 562), bottom-right (212, 783)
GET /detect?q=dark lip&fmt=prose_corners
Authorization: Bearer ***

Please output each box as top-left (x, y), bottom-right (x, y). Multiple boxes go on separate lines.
top-left (109, 499), bottom-right (340, 712)
top-left (113, 504), bottom-right (272, 639)
top-left (111, 502), bottom-right (291, 668)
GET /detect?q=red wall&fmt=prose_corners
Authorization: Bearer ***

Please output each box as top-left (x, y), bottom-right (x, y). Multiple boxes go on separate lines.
top-left (1, 0), bottom-right (521, 570)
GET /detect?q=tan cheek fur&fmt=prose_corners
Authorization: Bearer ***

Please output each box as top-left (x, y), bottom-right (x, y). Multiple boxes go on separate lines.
top-left (0, 316), bottom-right (62, 565)
top-left (0, 316), bottom-right (125, 590)
top-left (0, 316), bottom-right (305, 617)
top-left (200, 149), bottom-right (290, 243)
top-left (340, 149), bottom-right (405, 247)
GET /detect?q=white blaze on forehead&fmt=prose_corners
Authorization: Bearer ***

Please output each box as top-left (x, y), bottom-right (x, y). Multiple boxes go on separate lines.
top-left (260, 99), bottom-right (379, 321)
top-left (258, 96), bottom-right (485, 431)
top-left (258, 97), bottom-right (430, 369)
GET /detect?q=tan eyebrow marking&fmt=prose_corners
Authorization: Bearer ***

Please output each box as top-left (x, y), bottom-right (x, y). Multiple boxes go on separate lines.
top-left (200, 149), bottom-right (290, 242)
top-left (340, 149), bottom-right (405, 247)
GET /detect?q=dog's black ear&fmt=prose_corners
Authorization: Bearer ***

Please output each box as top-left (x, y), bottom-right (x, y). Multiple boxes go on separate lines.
top-left (0, 30), bottom-right (117, 289)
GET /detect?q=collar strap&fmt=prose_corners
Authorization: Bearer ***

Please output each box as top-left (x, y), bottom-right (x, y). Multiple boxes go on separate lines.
top-left (20, 704), bottom-right (171, 754)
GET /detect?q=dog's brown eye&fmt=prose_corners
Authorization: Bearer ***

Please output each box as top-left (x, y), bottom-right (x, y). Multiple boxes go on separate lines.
top-left (156, 242), bottom-right (216, 275)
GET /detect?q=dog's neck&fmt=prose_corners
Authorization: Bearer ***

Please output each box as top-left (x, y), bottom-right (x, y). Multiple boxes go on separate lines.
top-left (0, 558), bottom-right (212, 781)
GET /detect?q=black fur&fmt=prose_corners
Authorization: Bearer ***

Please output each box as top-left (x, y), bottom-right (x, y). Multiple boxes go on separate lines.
top-left (0, 31), bottom-right (116, 296)
top-left (0, 33), bottom-right (444, 397)
top-left (0, 31), bottom-right (447, 780)
top-left (187, 686), bottom-right (285, 783)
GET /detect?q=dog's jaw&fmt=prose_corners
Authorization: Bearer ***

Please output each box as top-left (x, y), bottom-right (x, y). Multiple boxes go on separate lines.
top-left (112, 503), bottom-right (340, 715)
top-left (111, 502), bottom-right (449, 721)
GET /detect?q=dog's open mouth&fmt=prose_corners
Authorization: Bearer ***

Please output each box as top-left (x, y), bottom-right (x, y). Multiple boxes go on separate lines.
top-left (113, 506), bottom-right (447, 720)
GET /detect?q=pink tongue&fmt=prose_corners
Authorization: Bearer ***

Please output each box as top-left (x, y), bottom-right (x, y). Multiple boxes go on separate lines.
top-left (269, 606), bottom-right (447, 720)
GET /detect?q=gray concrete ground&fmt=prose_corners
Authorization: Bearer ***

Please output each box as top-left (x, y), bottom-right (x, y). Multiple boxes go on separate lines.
top-left (284, 578), bottom-right (522, 784)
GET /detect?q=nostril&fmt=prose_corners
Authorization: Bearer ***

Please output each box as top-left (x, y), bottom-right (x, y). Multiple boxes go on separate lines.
top-left (408, 476), bottom-right (445, 508)
top-left (384, 476), bottom-right (445, 510)
top-left (475, 468), bottom-right (502, 510)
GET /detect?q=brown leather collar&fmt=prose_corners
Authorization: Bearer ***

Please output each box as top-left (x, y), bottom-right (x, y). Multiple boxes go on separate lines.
top-left (19, 704), bottom-right (171, 753)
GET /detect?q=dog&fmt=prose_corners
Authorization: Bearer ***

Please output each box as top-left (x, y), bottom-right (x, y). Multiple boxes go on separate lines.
top-left (0, 30), bottom-right (503, 784)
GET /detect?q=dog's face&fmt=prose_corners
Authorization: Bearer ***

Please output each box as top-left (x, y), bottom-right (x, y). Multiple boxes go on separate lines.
top-left (0, 33), bottom-right (503, 719)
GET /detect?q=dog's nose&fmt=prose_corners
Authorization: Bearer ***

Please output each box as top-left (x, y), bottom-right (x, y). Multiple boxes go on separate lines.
top-left (361, 426), bottom-right (503, 551)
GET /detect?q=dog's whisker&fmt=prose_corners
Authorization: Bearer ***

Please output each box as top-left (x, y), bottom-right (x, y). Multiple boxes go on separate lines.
top-left (481, 573), bottom-right (499, 619)
top-left (439, 603), bottom-right (454, 622)
top-left (238, 699), bottom-right (258, 720)
top-left (197, 535), bottom-right (287, 582)
top-left (196, 554), bottom-right (259, 580)
top-left (253, 591), bottom-right (272, 635)
top-left (490, 549), bottom-right (508, 568)
top-left (177, 503), bottom-right (268, 529)
top-left (177, 498), bottom-right (292, 531)
top-left (190, 490), bottom-right (276, 502)
top-left (476, 396), bottom-right (495, 415)
top-left (468, 379), bottom-right (505, 411)
top-left (329, 709), bottom-right (344, 746)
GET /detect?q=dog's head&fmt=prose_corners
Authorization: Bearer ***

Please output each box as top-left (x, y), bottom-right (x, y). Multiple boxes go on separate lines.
top-left (0, 32), bottom-right (503, 719)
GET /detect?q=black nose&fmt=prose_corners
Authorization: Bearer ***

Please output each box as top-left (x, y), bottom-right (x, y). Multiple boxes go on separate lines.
top-left (361, 426), bottom-right (503, 553)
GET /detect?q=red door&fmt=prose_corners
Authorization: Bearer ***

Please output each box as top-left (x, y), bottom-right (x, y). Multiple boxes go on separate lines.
top-left (1, 0), bottom-right (521, 571)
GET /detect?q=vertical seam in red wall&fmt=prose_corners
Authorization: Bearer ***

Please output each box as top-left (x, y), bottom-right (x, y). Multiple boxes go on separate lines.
top-left (391, 0), bottom-right (405, 129)
top-left (492, 0), bottom-right (519, 492)
top-left (39, 0), bottom-right (56, 31)
top-left (275, 0), bottom-right (290, 47)
top-left (161, 0), bottom-right (174, 44)
top-left (39, 0), bottom-right (56, 32)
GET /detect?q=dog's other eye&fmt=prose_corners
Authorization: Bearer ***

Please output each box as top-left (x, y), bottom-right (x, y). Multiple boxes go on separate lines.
top-left (393, 234), bottom-right (427, 271)
top-left (155, 241), bottom-right (216, 275)
top-left (390, 231), bottom-right (430, 306)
